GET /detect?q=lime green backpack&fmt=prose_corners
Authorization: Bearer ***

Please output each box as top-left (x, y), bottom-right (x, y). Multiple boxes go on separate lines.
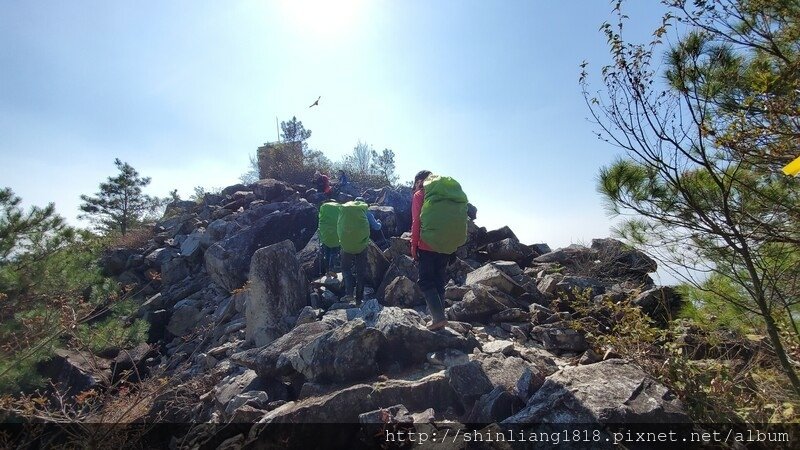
top-left (337, 201), bottom-right (370, 254)
top-left (318, 202), bottom-right (341, 247)
top-left (421, 175), bottom-right (468, 254)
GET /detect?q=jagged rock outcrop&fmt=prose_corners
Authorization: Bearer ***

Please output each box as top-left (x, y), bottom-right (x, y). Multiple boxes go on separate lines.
top-left (80, 177), bottom-right (698, 443)
top-left (245, 240), bottom-right (309, 346)
top-left (503, 359), bottom-right (688, 423)
top-left (205, 202), bottom-right (316, 290)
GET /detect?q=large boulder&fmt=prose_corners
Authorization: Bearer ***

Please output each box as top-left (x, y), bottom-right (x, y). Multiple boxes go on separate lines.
top-left (231, 321), bottom-right (335, 379)
top-left (465, 264), bottom-right (525, 296)
top-left (467, 386), bottom-right (524, 423)
top-left (362, 301), bottom-right (478, 366)
top-left (530, 322), bottom-right (589, 353)
top-left (447, 285), bottom-right (518, 323)
top-left (364, 242), bottom-right (390, 289)
top-left (100, 248), bottom-right (138, 276)
top-left (375, 187), bottom-right (413, 235)
top-left (285, 319), bottom-right (387, 383)
top-left (377, 255), bottom-right (418, 300)
top-left (503, 359), bottom-right (688, 423)
top-left (486, 238), bottom-right (533, 265)
top-left (472, 353), bottom-right (533, 392)
top-left (204, 202), bottom-right (316, 291)
top-left (445, 361), bottom-right (494, 410)
top-left (631, 286), bottom-right (682, 326)
top-left (381, 276), bottom-right (424, 308)
top-left (37, 349), bottom-right (112, 396)
top-left (166, 300), bottom-right (202, 337)
top-left (482, 226), bottom-right (517, 246)
top-left (296, 231), bottom-right (321, 281)
top-left (245, 240), bottom-right (309, 347)
top-left (257, 370), bottom-right (458, 423)
top-left (253, 179), bottom-right (294, 202)
top-left (591, 238), bottom-right (657, 276)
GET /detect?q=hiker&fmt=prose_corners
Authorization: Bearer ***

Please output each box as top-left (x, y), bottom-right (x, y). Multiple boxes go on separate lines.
top-left (337, 198), bottom-right (374, 305)
top-left (336, 169), bottom-right (349, 189)
top-left (317, 200), bottom-right (341, 276)
top-left (314, 170), bottom-right (333, 197)
top-left (410, 170), bottom-right (469, 331)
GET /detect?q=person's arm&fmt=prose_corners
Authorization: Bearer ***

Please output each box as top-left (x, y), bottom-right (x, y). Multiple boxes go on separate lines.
top-left (410, 190), bottom-right (423, 260)
top-left (366, 211), bottom-right (382, 230)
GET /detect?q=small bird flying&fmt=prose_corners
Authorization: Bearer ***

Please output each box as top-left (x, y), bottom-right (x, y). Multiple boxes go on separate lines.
top-left (309, 96), bottom-right (321, 108)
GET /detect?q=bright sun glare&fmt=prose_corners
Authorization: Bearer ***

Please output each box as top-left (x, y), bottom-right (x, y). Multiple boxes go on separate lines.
top-left (277, 0), bottom-right (366, 40)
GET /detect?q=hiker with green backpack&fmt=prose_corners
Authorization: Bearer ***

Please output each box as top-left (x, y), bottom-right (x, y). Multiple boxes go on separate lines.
top-left (410, 170), bottom-right (469, 331)
top-left (337, 198), bottom-right (381, 305)
top-left (317, 200), bottom-right (341, 276)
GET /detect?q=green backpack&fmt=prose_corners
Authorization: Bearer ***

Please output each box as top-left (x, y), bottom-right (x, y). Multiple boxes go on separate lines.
top-left (337, 200), bottom-right (370, 254)
top-left (421, 175), bottom-right (469, 254)
top-left (318, 202), bottom-right (341, 247)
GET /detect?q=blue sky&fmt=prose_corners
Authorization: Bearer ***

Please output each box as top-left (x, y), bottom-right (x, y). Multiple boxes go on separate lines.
top-left (0, 1), bottom-right (676, 279)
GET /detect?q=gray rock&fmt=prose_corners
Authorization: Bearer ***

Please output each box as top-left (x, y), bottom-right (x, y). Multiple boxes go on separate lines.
top-left (490, 261), bottom-right (523, 278)
top-left (530, 323), bottom-right (588, 353)
top-left (253, 179), bottom-right (294, 202)
top-left (231, 321), bottom-right (335, 379)
top-left (286, 319), bottom-right (386, 383)
top-left (445, 361), bottom-right (493, 410)
top-left (631, 286), bottom-right (682, 326)
top-left (225, 391), bottom-right (269, 416)
top-left (100, 248), bottom-right (138, 276)
top-left (145, 247), bottom-right (179, 270)
top-left (481, 340), bottom-right (514, 355)
top-left (467, 386), bottom-right (524, 422)
top-left (446, 285), bottom-right (517, 323)
top-left (161, 256), bottom-right (190, 285)
top-left (362, 303), bottom-right (478, 366)
top-left (245, 240), bottom-right (309, 346)
top-left (533, 244), bottom-right (592, 265)
top-left (257, 370), bottom-right (458, 423)
top-left (358, 404), bottom-right (412, 424)
top-left (590, 238), bottom-right (657, 276)
top-left (382, 276), bottom-right (424, 308)
top-left (515, 366), bottom-right (546, 401)
top-left (38, 349), bottom-right (112, 396)
top-left (472, 354), bottom-right (532, 392)
top-left (204, 202), bottom-right (316, 290)
top-left (491, 308), bottom-right (531, 324)
top-left (503, 359), bottom-right (688, 424)
top-left (487, 238), bottom-right (532, 264)
top-left (180, 230), bottom-right (204, 259)
top-left (465, 264), bottom-right (524, 296)
top-left (295, 306), bottom-right (321, 326)
top-left (375, 187), bottom-right (413, 234)
top-left (444, 284), bottom-right (470, 301)
top-left (167, 302), bottom-right (202, 336)
top-left (483, 226), bottom-right (518, 246)
top-left (426, 349), bottom-right (470, 368)
top-left (365, 242), bottom-right (390, 288)
top-left (537, 273), bottom-right (563, 296)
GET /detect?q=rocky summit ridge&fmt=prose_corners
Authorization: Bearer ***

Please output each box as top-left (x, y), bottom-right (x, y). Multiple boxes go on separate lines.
top-left (58, 178), bottom-right (695, 446)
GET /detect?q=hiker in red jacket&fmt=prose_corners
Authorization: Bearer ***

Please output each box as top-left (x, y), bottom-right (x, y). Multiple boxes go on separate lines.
top-left (411, 169), bottom-right (449, 331)
top-left (314, 171), bottom-right (333, 197)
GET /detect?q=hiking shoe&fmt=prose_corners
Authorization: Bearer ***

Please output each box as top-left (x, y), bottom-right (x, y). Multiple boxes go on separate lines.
top-left (426, 320), bottom-right (448, 331)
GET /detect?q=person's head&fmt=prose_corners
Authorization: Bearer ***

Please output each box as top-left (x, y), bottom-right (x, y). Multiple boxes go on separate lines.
top-left (414, 170), bottom-right (431, 192)
top-left (354, 196), bottom-right (365, 203)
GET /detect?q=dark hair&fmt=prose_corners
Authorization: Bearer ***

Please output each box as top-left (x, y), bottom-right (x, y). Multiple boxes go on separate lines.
top-left (414, 170), bottom-right (432, 184)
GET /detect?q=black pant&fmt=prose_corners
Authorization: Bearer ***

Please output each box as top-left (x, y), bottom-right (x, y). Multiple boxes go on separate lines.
top-left (418, 249), bottom-right (449, 299)
top-left (341, 249), bottom-right (368, 301)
